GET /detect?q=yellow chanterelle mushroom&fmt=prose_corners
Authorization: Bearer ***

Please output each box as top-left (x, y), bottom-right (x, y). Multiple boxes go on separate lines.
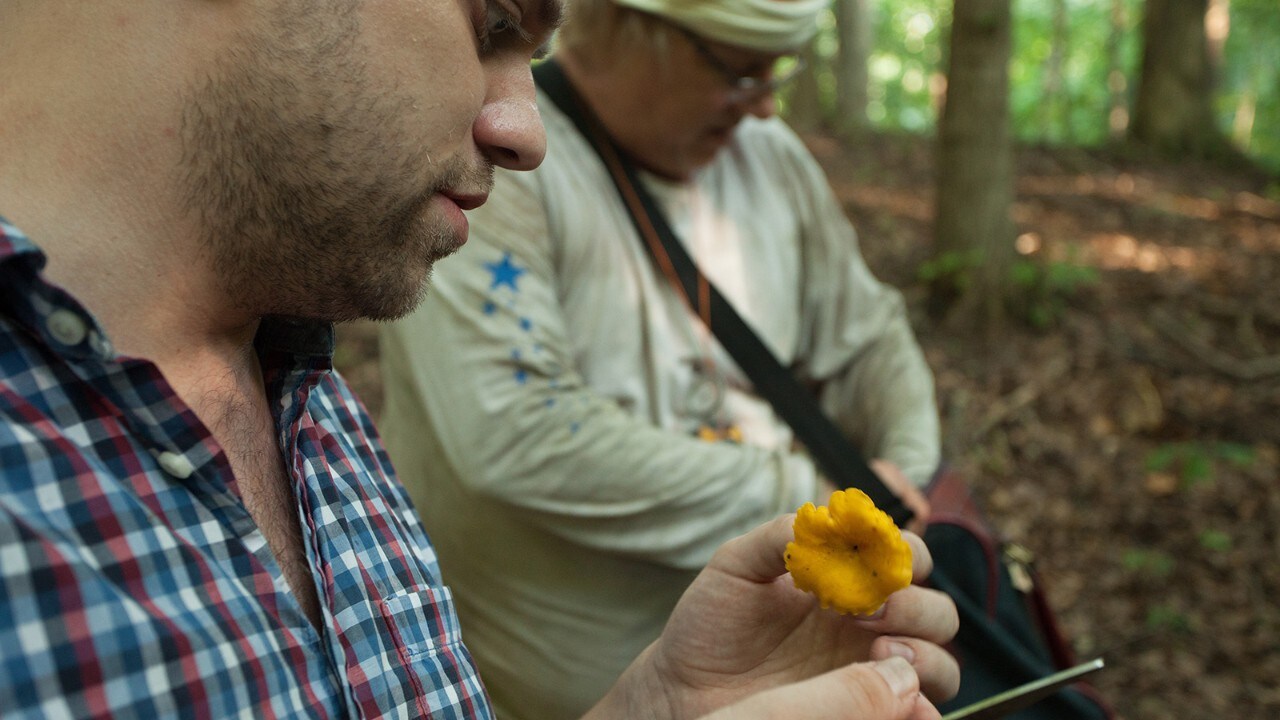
top-left (784, 488), bottom-right (913, 616)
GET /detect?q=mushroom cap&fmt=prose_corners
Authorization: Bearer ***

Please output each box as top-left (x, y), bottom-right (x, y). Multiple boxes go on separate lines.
top-left (784, 488), bottom-right (914, 616)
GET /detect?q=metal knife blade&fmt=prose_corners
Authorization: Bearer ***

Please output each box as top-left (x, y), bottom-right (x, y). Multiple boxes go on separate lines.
top-left (940, 658), bottom-right (1106, 720)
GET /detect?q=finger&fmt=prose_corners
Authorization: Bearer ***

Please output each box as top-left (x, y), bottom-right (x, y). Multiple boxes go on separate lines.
top-left (902, 531), bottom-right (934, 581)
top-left (707, 514), bottom-right (797, 583)
top-left (871, 636), bottom-right (961, 703)
top-left (870, 459), bottom-right (909, 492)
top-left (906, 517), bottom-right (929, 537)
top-left (856, 585), bottom-right (958, 646)
top-left (907, 693), bottom-right (943, 720)
top-left (901, 487), bottom-right (931, 528)
top-left (870, 459), bottom-right (931, 533)
top-left (700, 656), bottom-right (923, 720)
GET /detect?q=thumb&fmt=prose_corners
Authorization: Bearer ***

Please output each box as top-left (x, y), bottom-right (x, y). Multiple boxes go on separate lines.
top-left (701, 657), bottom-right (930, 720)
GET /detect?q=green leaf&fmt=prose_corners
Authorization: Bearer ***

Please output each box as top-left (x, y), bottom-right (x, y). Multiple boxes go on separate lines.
top-left (1180, 452), bottom-right (1214, 487)
top-left (1145, 444), bottom-right (1180, 472)
top-left (1149, 553), bottom-right (1176, 578)
top-left (1215, 442), bottom-right (1256, 467)
top-left (1010, 260), bottom-right (1039, 286)
top-left (1199, 530), bottom-right (1232, 552)
top-left (1122, 548), bottom-right (1175, 577)
top-left (1146, 604), bottom-right (1192, 634)
top-left (1121, 548), bottom-right (1148, 570)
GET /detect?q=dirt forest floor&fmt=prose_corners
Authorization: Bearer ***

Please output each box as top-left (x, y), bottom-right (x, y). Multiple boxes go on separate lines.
top-left (334, 132), bottom-right (1280, 720)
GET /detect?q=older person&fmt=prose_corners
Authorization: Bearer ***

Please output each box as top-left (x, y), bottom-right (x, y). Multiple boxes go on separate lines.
top-left (379, 0), bottom-right (943, 718)
top-left (0, 0), bottom-right (956, 719)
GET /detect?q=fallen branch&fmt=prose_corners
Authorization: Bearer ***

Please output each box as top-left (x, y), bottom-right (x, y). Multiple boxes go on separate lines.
top-left (1196, 293), bottom-right (1280, 330)
top-left (1150, 307), bottom-right (1280, 381)
top-left (969, 356), bottom-right (1071, 443)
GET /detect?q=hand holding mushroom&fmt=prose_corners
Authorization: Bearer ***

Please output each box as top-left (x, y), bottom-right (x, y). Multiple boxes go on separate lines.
top-left (586, 509), bottom-right (959, 720)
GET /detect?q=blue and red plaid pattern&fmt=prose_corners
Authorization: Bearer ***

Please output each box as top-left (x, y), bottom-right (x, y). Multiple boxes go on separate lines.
top-left (0, 216), bottom-right (494, 719)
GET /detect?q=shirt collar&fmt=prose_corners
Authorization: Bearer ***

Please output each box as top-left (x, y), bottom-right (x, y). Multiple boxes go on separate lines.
top-left (256, 316), bottom-right (335, 360)
top-left (0, 214), bottom-right (45, 268)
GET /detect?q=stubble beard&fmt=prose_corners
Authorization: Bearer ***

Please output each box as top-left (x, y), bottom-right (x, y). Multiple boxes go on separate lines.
top-left (178, 22), bottom-right (489, 324)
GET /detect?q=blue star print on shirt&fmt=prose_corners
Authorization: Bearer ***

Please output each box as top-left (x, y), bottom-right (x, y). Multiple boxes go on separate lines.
top-left (474, 249), bottom-right (575, 433)
top-left (484, 252), bottom-right (526, 292)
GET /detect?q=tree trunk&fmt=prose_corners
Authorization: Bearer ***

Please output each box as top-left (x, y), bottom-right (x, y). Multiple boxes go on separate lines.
top-left (834, 0), bottom-right (872, 139)
top-left (1129, 0), bottom-right (1230, 157)
top-left (933, 0), bottom-right (1016, 333)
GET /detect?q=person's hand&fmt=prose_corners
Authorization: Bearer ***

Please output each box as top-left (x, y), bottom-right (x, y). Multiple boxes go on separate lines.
top-left (871, 459), bottom-right (931, 536)
top-left (700, 656), bottom-right (932, 720)
top-left (585, 515), bottom-right (959, 720)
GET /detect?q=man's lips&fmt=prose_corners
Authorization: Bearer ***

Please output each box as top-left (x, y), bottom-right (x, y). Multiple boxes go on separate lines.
top-left (440, 190), bottom-right (489, 211)
top-left (430, 188), bottom-right (489, 252)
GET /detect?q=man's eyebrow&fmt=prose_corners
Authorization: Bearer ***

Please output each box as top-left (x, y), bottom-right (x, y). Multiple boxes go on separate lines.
top-left (534, 0), bottom-right (565, 29)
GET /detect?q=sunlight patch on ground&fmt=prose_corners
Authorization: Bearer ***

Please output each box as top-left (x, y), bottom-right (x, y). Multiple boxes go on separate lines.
top-left (1086, 232), bottom-right (1207, 273)
top-left (1020, 173), bottom-right (1227, 222)
top-left (1232, 191), bottom-right (1280, 221)
top-left (1016, 232), bottom-right (1041, 254)
top-left (847, 186), bottom-right (934, 222)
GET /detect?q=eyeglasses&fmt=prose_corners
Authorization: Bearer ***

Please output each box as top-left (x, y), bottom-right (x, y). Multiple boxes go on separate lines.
top-left (674, 26), bottom-right (807, 104)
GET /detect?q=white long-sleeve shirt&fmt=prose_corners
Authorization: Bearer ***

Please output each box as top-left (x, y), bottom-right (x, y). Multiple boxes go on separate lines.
top-left (378, 99), bottom-right (940, 720)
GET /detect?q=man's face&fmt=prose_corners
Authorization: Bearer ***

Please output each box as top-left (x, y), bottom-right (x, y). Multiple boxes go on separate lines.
top-left (181, 0), bottom-right (558, 322)
top-left (628, 29), bottom-right (789, 178)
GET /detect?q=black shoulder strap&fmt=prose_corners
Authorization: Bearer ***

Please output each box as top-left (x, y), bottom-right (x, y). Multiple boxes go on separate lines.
top-left (533, 60), bottom-right (912, 526)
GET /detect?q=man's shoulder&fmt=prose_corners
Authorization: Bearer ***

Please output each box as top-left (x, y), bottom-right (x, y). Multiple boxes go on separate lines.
top-left (727, 117), bottom-right (815, 167)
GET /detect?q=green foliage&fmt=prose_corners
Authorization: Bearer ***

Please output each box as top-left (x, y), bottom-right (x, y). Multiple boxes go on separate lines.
top-left (1198, 530), bottom-right (1232, 553)
top-left (1145, 604), bottom-right (1193, 634)
top-left (1220, 0), bottom-right (1280, 171)
top-left (1009, 0), bottom-right (1144, 148)
top-left (866, 0), bottom-right (951, 131)
top-left (917, 251), bottom-right (1097, 329)
top-left (833, 0), bottom-right (1280, 171)
top-left (1008, 256), bottom-right (1099, 329)
top-left (1216, 442), bottom-right (1258, 467)
top-left (1122, 548), bottom-right (1176, 578)
top-left (1144, 441), bottom-right (1257, 489)
top-left (916, 248), bottom-right (981, 291)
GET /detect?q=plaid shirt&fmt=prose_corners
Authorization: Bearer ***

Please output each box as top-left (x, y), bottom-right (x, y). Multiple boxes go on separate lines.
top-left (0, 217), bottom-right (494, 719)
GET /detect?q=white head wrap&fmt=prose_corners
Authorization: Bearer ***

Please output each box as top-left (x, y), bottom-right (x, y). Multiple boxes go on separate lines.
top-left (611, 0), bottom-right (827, 53)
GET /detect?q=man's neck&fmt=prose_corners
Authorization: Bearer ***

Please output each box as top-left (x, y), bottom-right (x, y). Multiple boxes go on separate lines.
top-left (0, 3), bottom-right (258, 373)
top-left (25, 207), bottom-right (261, 382)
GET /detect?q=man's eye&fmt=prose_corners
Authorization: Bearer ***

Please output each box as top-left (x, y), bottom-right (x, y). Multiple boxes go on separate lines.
top-left (478, 5), bottom-right (531, 53)
top-left (489, 16), bottom-right (514, 36)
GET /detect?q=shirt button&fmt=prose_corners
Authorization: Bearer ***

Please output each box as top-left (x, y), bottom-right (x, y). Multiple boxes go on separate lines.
top-left (155, 451), bottom-right (196, 479)
top-left (88, 330), bottom-right (115, 360)
top-left (46, 309), bottom-right (88, 346)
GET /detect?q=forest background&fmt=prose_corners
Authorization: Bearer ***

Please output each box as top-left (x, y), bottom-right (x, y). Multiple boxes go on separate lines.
top-left (334, 1), bottom-right (1280, 718)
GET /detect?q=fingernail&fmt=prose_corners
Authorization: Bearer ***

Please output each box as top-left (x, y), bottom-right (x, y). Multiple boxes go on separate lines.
top-left (886, 640), bottom-right (915, 664)
top-left (874, 656), bottom-right (916, 698)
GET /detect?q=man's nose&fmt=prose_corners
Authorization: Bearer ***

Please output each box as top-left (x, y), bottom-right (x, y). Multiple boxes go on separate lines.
top-left (475, 68), bottom-right (547, 171)
top-left (742, 90), bottom-right (777, 120)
